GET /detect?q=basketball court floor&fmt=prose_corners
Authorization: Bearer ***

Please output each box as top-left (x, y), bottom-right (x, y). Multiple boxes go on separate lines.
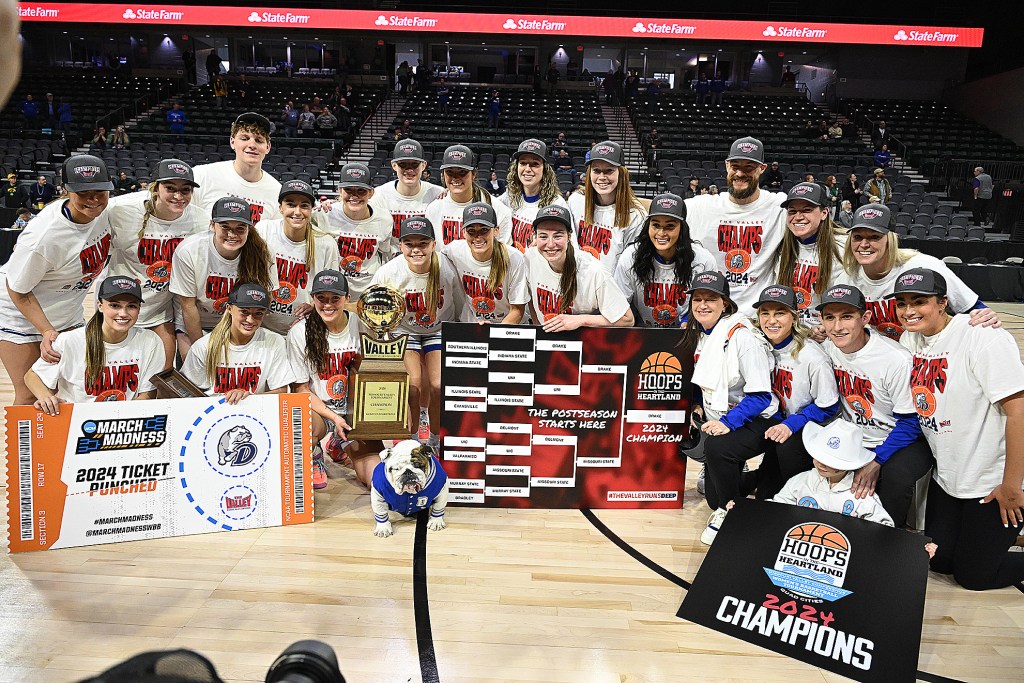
top-left (0, 305), bottom-right (1021, 683)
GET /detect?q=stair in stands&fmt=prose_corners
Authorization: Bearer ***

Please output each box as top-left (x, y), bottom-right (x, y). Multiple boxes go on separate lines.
top-left (601, 105), bottom-right (658, 196)
top-left (340, 96), bottom-right (406, 165)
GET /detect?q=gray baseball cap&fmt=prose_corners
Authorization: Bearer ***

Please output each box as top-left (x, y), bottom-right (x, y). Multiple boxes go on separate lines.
top-left (339, 163), bottom-right (373, 190)
top-left (440, 145), bottom-right (475, 170)
top-left (279, 179), bottom-right (316, 203)
top-left (690, 270), bottom-right (731, 299)
top-left (310, 269), bottom-right (350, 296)
top-left (885, 268), bottom-right (947, 299)
top-left (817, 285), bottom-right (867, 312)
top-left (648, 193), bottom-right (687, 221)
top-left (755, 284), bottom-right (798, 311)
top-left (513, 138), bottom-right (548, 162)
top-left (533, 205), bottom-right (573, 233)
top-left (211, 196), bottom-right (254, 226)
top-left (588, 140), bottom-right (624, 167)
top-left (400, 216), bottom-right (435, 240)
top-left (781, 182), bottom-right (827, 208)
top-left (227, 283), bottom-right (270, 309)
top-left (851, 203), bottom-right (891, 234)
top-left (393, 139), bottom-right (426, 163)
top-left (152, 159), bottom-right (199, 187)
top-left (62, 154), bottom-right (114, 193)
top-left (463, 202), bottom-right (497, 229)
top-left (725, 136), bottom-right (765, 164)
top-left (97, 275), bottom-right (144, 303)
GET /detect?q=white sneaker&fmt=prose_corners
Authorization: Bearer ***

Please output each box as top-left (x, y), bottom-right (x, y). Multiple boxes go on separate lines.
top-left (700, 508), bottom-right (728, 545)
top-left (696, 465), bottom-right (706, 496)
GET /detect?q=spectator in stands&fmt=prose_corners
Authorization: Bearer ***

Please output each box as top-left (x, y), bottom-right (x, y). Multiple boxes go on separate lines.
top-left (843, 173), bottom-right (863, 206)
top-left (111, 125), bottom-right (130, 150)
top-left (115, 170), bottom-right (139, 195)
top-left (56, 98), bottom-right (72, 132)
top-left (166, 103), bottom-right (186, 142)
top-left (613, 67), bottom-right (625, 104)
top-left (708, 184), bottom-right (720, 195)
top-left (699, 185), bottom-right (710, 195)
top-left (20, 94), bottom-right (38, 127)
top-left (236, 74), bottom-right (251, 103)
top-left (871, 120), bottom-right (892, 150)
top-left (646, 77), bottom-right (661, 114)
top-left (624, 71), bottom-right (639, 101)
top-left (3, 173), bottom-right (27, 209)
top-left (43, 93), bottom-right (57, 129)
top-left (396, 61), bottom-right (412, 94)
top-left (212, 75), bottom-right (228, 110)
top-left (90, 127), bottom-right (109, 151)
top-left (683, 177), bottom-right (700, 200)
top-left (646, 128), bottom-right (661, 151)
top-left (874, 144), bottom-right (892, 169)
top-left (972, 166), bottom-right (994, 227)
top-left (864, 168), bottom-right (892, 203)
top-left (29, 175), bottom-right (55, 209)
top-left (12, 208), bottom-right (31, 229)
top-left (802, 120), bottom-right (818, 139)
top-left (828, 120), bottom-right (843, 140)
top-left (581, 68), bottom-right (593, 82)
top-left (437, 78), bottom-right (450, 115)
top-left (603, 70), bottom-right (615, 105)
top-left (552, 132), bottom-right (568, 155)
top-left (781, 65), bottom-right (796, 87)
top-left (182, 49), bottom-right (197, 85)
top-left (310, 97), bottom-right (323, 115)
top-left (837, 200), bottom-right (855, 229)
top-left (298, 104), bottom-right (316, 138)
top-left (803, 174), bottom-right (815, 184)
top-left (546, 63), bottom-right (560, 93)
top-left (817, 120), bottom-right (830, 141)
top-left (584, 139), bottom-right (597, 164)
top-left (709, 71), bottom-right (726, 105)
top-left (555, 149), bottom-right (576, 186)
top-left (335, 98), bottom-right (353, 139)
top-left (487, 92), bottom-right (501, 129)
top-left (695, 73), bottom-right (710, 105)
top-left (761, 161), bottom-right (784, 191)
top-left (396, 118), bottom-right (413, 141)
top-left (485, 170), bottom-right (506, 197)
top-left (823, 175), bottom-right (840, 216)
top-left (205, 50), bottom-right (222, 84)
top-left (422, 169), bottom-right (435, 185)
top-left (281, 101), bottom-right (299, 139)
top-left (315, 106), bottom-right (337, 139)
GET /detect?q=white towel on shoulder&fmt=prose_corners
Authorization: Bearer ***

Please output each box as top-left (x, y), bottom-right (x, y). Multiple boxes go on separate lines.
top-left (691, 313), bottom-right (772, 413)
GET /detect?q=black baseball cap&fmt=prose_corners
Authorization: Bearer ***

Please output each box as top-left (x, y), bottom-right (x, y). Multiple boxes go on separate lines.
top-left (233, 112), bottom-right (272, 135)
top-left (648, 193), bottom-right (686, 221)
top-left (533, 205), bottom-right (573, 233)
top-left (513, 138), bottom-right (548, 162)
top-left (440, 145), bottom-right (475, 170)
top-left (755, 284), bottom-right (798, 311)
top-left (339, 163), bottom-right (373, 190)
top-left (817, 285), bottom-right (867, 312)
top-left (851, 203), bottom-right (891, 234)
top-left (62, 154), bottom-right (114, 193)
top-left (781, 182), bottom-right (827, 208)
top-left (97, 275), bottom-right (144, 303)
top-left (227, 283), bottom-right (270, 309)
top-left (885, 268), bottom-right (947, 299)
top-left (310, 269), bottom-right (350, 296)
top-left (690, 270), bottom-right (731, 299)
top-left (725, 136), bottom-right (765, 165)
top-left (279, 179), bottom-right (315, 203)
top-left (211, 196), bottom-right (254, 226)
top-left (400, 216), bottom-right (435, 240)
top-left (588, 141), bottom-right (624, 167)
top-left (463, 202), bottom-right (497, 229)
top-left (392, 139), bottom-right (426, 163)
top-left (152, 159), bottom-right (199, 187)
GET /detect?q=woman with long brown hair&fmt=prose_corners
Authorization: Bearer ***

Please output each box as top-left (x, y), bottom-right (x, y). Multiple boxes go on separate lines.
top-left (425, 144), bottom-right (513, 246)
top-left (501, 138), bottom-right (568, 252)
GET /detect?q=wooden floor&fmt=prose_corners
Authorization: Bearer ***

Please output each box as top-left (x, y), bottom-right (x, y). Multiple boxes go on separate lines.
top-left (1, 306), bottom-right (1023, 683)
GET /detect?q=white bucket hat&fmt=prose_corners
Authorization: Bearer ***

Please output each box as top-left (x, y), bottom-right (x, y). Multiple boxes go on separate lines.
top-left (802, 420), bottom-right (874, 471)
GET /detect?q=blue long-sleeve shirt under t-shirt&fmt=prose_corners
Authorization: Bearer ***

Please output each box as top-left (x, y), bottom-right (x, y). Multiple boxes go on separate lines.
top-left (693, 321), bottom-right (773, 431)
top-left (872, 412), bottom-right (922, 464)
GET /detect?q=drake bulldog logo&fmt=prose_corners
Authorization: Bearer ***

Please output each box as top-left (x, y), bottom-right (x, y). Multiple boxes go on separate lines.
top-left (216, 426), bottom-right (258, 467)
top-left (370, 439), bottom-right (449, 537)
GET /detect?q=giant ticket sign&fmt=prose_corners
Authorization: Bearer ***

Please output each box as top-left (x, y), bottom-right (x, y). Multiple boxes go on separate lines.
top-left (5, 394), bottom-right (312, 553)
top-left (440, 323), bottom-right (690, 509)
top-left (677, 500), bottom-right (929, 682)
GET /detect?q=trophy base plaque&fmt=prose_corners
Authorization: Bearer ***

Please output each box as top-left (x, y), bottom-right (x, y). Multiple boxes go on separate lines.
top-left (347, 359), bottom-right (410, 440)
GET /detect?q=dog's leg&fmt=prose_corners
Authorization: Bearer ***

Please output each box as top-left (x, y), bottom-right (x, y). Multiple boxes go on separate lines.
top-left (427, 482), bottom-right (448, 531)
top-left (371, 487), bottom-right (394, 537)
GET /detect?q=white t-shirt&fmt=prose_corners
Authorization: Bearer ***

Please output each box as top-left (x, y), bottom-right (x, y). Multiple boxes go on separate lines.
top-left (524, 247), bottom-right (629, 323)
top-left (323, 205), bottom-right (394, 298)
top-left (372, 180), bottom-right (444, 246)
top-left (425, 194), bottom-right (513, 247)
top-left (445, 240), bottom-right (530, 323)
top-left (566, 193), bottom-right (647, 277)
top-left (287, 313), bottom-right (362, 415)
top-left (0, 200), bottom-right (112, 335)
top-left (181, 327), bottom-right (294, 394)
top-left (191, 160), bottom-right (282, 224)
top-left (105, 191), bottom-right (207, 327)
top-left (773, 470), bottom-right (893, 526)
top-left (836, 252), bottom-right (980, 341)
top-left (822, 330), bottom-right (915, 448)
top-left (694, 326), bottom-right (779, 422)
top-left (613, 242), bottom-right (716, 327)
top-left (901, 315), bottom-right (1024, 498)
top-left (31, 326), bottom-right (164, 402)
top-left (499, 193), bottom-right (569, 253)
top-left (777, 233), bottom-right (848, 326)
top-left (771, 337), bottom-right (840, 418)
top-left (370, 253), bottom-right (466, 335)
top-left (684, 190), bottom-right (786, 315)
top-left (170, 233), bottom-right (252, 331)
top-left (256, 219), bottom-right (340, 334)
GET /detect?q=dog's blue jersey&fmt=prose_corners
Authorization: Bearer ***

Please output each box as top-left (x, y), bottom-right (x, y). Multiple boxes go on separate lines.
top-left (372, 455), bottom-right (448, 518)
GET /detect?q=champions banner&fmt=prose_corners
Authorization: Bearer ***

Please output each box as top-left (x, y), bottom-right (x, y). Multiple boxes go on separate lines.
top-left (677, 500), bottom-right (929, 682)
top-left (440, 323), bottom-right (690, 509)
top-left (5, 394), bottom-right (312, 553)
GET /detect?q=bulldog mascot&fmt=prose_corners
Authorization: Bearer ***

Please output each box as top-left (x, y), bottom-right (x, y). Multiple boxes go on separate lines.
top-left (370, 439), bottom-right (449, 537)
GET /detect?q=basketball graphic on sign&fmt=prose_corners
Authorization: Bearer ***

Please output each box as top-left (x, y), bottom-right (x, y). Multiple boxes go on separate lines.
top-left (787, 522), bottom-right (849, 550)
top-left (640, 351), bottom-right (683, 374)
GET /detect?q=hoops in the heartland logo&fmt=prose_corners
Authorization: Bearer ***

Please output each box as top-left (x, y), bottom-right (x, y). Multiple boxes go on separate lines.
top-left (764, 523), bottom-right (853, 602)
top-left (637, 352), bottom-right (684, 400)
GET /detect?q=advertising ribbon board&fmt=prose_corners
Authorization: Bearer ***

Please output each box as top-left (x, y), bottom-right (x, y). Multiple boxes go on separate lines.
top-left (677, 499), bottom-right (929, 682)
top-left (5, 394), bottom-right (312, 553)
top-left (440, 323), bottom-right (691, 509)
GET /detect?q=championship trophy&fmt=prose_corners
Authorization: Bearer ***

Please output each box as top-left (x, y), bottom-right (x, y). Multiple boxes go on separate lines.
top-left (348, 285), bottom-right (411, 439)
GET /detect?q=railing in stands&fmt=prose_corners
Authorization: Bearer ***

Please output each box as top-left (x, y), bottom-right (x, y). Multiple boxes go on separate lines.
top-left (852, 110), bottom-right (909, 174)
top-left (931, 158), bottom-right (1024, 208)
top-left (92, 78), bottom-right (187, 143)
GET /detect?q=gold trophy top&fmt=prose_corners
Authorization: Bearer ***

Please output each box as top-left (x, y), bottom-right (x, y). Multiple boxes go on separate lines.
top-left (357, 285), bottom-right (406, 339)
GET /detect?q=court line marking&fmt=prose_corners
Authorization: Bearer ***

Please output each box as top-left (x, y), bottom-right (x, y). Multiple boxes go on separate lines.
top-left (414, 510), bottom-right (441, 683)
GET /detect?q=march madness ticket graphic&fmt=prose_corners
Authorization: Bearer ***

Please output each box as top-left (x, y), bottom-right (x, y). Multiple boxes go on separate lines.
top-left (440, 323), bottom-right (692, 509)
top-left (4, 394), bottom-right (312, 553)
